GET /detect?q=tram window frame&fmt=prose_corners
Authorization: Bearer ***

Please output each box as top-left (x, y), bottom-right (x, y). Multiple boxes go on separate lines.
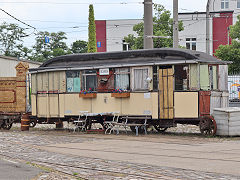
top-left (174, 65), bottom-right (189, 91)
top-left (114, 68), bottom-right (130, 90)
top-left (209, 65), bottom-right (218, 90)
top-left (132, 67), bottom-right (150, 91)
top-left (153, 66), bottom-right (158, 91)
top-left (66, 71), bottom-right (81, 93)
top-left (82, 70), bottom-right (97, 91)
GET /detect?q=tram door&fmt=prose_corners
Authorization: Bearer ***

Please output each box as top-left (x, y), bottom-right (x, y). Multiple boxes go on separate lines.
top-left (159, 67), bottom-right (174, 119)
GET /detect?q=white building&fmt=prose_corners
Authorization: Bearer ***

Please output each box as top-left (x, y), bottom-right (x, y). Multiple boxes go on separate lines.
top-left (0, 56), bottom-right (41, 77)
top-left (95, 0), bottom-right (240, 55)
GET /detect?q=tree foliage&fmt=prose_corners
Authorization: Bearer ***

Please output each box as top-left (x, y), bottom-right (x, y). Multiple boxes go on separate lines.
top-left (71, 40), bottom-right (88, 53)
top-left (88, 4), bottom-right (97, 53)
top-left (215, 15), bottom-right (240, 73)
top-left (31, 31), bottom-right (71, 62)
top-left (0, 22), bottom-right (27, 57)
top-left (124, 4), bottom-right (184, 50)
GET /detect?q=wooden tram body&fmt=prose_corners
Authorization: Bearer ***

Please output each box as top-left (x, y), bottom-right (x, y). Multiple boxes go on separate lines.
top-left (29, 48), bottom-right (230, 134)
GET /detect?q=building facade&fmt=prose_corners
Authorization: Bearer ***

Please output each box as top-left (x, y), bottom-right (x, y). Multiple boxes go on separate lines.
top-left (0, 56), bottom-right (41, 77)
top-left (95, 0), bottom-right (240, 55)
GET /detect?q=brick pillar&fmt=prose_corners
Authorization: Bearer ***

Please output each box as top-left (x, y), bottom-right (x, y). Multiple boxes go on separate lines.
top-left (15, 62), bottom-right (29, 112)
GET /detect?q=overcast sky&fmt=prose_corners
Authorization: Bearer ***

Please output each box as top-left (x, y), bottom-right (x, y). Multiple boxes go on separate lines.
top-left (0, 0), bottom-right (208, 47)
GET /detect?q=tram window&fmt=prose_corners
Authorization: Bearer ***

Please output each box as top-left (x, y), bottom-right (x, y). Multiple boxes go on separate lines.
top-left (209, 65), bottom-right (218, 90)
top-left (82, 70), bottom-right (97, 91)
top-left (115, 68), bottom-right (130, 90)
top-left (174, 65), bottom-right (189, 91)
top-left (153, 66), bottom-right (158, 91)
top-left (133, 68), bottom-right (149, 91)
top-left (66, 71), bottom-right (81, 92)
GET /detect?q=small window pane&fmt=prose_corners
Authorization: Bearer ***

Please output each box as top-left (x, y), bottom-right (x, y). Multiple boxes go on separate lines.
top-left (221, 1), bottom-right (225, 9)
top-left (186, 43), bottom-right (190, 49)
top-left (115, 68), bottom-right (130, 90)
top-left (192, 42), bottom-right (196, 50)
top-left (238, 0), bottom-right (240, 8)
top-left (66, 71), bottom-right (80, 92)
top-left (186, 38), bottom-right (190, 41)
top-left (225, 1), bottom-right (229, 8)
top-left (134, 69), bottom-right (148, 90)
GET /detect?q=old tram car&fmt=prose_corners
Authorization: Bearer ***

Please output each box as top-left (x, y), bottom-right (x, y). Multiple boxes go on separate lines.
top-left (29, 48), bottom-right (229, 135)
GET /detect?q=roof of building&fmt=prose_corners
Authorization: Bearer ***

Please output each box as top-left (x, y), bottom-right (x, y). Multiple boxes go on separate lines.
top-left (29, 48), bottom-right (229, 72)
top-left (0, 56), bottom-right (42, 65)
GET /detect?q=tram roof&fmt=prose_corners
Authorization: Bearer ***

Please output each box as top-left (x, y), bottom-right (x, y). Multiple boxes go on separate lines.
top-left (29, 48), bottom-right (229, 73)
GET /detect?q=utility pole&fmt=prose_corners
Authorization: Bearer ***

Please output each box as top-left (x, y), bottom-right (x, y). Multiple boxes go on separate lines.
top-left (206, 0), bottom-right (210, 54)
top-left (144, 0), bottom-right (153, 49)
top-left (173, 0), bottom-right (179, 48)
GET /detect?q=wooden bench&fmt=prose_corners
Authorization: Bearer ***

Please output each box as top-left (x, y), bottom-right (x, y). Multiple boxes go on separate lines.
top-left (117, 116), bottom-right (151, 136)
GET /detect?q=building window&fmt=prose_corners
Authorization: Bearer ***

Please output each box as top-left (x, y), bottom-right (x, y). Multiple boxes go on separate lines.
top-left (82, 70), bottom-right (97, 91)
top-left (153, 66), bottom-right (158, 91)
top-left (186, 38), bottom-right (196, 50)
top-left (238, 0), bottom-right (240, 8)
top-left (115, 68), bottom-right (130, 90)
top-left (122, 40), bottom-right (129, 51)
top-left (175, 65), bottom-right (189, 91)
top-left (221, 0), bottom-right (229, 9)
top-left (66, 71), bottom-right (81, 92)
top-left (133, 68), bottom-right (149, 91)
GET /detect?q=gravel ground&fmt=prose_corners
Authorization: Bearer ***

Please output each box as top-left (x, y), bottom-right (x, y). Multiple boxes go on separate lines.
top-left (0, 123), bottom-right (239, 179)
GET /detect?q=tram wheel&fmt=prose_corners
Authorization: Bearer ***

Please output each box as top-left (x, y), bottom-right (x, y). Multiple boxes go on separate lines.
top-left (2, 123), bottom-right (13, 130)
top-left (154, 125), bottom-right (168, 133)
top-left (199, 116), bottom-right (217, 136)
top-left (29, 120), bottom-right (37, 128)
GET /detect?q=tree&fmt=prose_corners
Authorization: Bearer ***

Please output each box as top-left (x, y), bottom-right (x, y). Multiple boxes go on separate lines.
top-left (0, 22), bottom-right (27, 57)
top-left (124, 4), bottom-right (184, 50)
top-left (71, 40), bottom-right (88, 53)
top-left (32, 31), bottom-right (70, 62)
top-left (88, 4), bottom-right (97, 53)
top-left (215, 15), bottom-right (240, 73)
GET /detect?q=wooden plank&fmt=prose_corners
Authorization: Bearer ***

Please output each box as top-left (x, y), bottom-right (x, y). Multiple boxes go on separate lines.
top-left (168, 68), bottom-right (174, 119)
top-left (163, 69), bottom-right (169, 119)
top-left (159, 69), bottom-right (164, 119)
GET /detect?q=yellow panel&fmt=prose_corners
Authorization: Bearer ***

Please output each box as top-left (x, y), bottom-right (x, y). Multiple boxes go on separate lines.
top-left (59, 71), bottom-right (66, 93)
top-left (159, 69), bottom-right (164, 119)
top-left (92, 93), bottom-right (122, 114)
top-left (37, 94), bottom-right (48, 117)
top-left (31, 74), bottom-right (37, 94)
top-left (53, 72), bottom-right (60, 91)
top-left (42, 72), bottom-right (48, 91)
top-left (59, 94), bottom-right (65, 117)
top-left (168, 68), bottom-right (174, 119)
top-left (48, 72), bottom-right (54, 91)
top-left (37, 73), bottom-right (43, 92)
top-left (31, 95), bottom-right (36, 116)
top-left (174, 92), bottom-right (198, 118)
top-left (64, 94), bottom-right (92, 115)
top-left (122, 93), bottom-right (154, 116)
top-left (151, 92), bottom-right (158, 119)
top-left (48, 94), bottom-right (59, 117)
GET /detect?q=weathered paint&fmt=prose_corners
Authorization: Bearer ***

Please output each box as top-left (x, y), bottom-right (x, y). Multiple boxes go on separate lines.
top-left (31, 73), bottom-right (37, 94)
top-left (212, 66), bottom-right (218, 90)
top-left (174, 92), bottom-right (199, 118)
top-left (219, 65), bottom-right (228, 91)
top-left (199, 91), bottom-right (211, 117)
top-left (200, 65), bottom-right (210, 90)
top-left (35, 92), bottom-right (158, 119)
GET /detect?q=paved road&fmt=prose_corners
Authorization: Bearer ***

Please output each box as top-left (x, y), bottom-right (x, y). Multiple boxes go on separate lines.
top-left (0, 158), bottom-right (42, 180)
top-left (1, 128), bottom-right (240, 179)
